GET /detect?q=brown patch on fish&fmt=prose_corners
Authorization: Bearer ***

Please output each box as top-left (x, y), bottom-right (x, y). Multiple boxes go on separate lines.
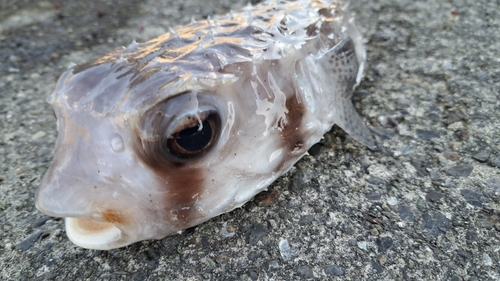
top-left (74, 218), bottom-right (116, 232)
top-left (162, 166), bottom-right (205, 228)
top-left (317, 7), bottom-right (334, 18)
top-left (273, 92), bottom-right (307, 174)
top-left (281, 94), bottom-right (306, 154)
top-left (102, 209), bottom-right (127, 225)
top-left (133, 131), bottom-right (205, 229)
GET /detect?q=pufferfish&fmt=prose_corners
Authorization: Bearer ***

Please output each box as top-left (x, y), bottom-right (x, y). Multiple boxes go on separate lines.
top-left (35, 0), bottom-right (376, 250)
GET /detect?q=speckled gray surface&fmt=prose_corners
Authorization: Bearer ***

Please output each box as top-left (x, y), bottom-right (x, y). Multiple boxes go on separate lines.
top-left (1, 0), bottom-right (499, 280)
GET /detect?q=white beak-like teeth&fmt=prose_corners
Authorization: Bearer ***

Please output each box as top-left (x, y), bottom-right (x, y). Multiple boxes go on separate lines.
top-left (65, 217), bottom-right (122, 250)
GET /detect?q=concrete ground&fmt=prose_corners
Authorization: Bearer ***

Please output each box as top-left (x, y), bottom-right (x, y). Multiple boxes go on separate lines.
top-left (1, 0), bottom-right (499, 280)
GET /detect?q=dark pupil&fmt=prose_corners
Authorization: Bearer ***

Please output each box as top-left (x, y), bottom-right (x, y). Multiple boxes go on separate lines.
top-left (175, 119), bottom-right (212, 152)
top-left (166, 112), bottom-right (220, 160)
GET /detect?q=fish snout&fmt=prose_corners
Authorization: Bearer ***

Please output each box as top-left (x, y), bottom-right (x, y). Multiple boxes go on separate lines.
top-left (35, 118), bottom-right (156, 249)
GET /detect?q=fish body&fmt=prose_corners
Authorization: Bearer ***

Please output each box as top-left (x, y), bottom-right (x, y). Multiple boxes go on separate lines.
top-left (36, 0), bottom-right (375, 250)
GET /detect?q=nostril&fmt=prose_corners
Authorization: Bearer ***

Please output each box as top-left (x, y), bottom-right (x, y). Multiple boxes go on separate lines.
top-left (110, 134), bottom-right (125, 153)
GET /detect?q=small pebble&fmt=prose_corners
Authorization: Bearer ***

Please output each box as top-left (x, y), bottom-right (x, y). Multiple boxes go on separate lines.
top-left (366, 192), bottom-right (381, 201)
top-left (447, 122), bottom-right (464, 130)
top-left (245, 223), bottom-right (269, 245)
top-left (472, 150), bottom-right (490, 162)
top-left (449, 142), bottom-right (462, 150)
top-left (249, 271), bottom-right (259, 281)
top-left (476, 71), bottom-right (489, 81)
top-left (445, 164), bottom-right (473, 177)
top-left (31, 131), bottom-right (47, 141)
top-left (398, 205), bottom-right (420, 222)
top-left (220, 227), bottom-right (235, 238)
top-left (325, 265), bottom-right (345, 276)
top-left (371, 259), bottom-right (384, 273)
top-left (426, 190), bottom-right (443, 202)
top-left (460, 189), bottom-right (483, 207)
top-left (378, 255), bottom-right (387, 265)
top-left (400, 145), bottom-right (414, 155)
top-left (254, 190), bottom-right (278, 207)
top-left (376, 236), bottom-right (393, 253)
top-left (483, 253), bottom-right (492, 266)
top-left (267, 260), bottom-right (280, 271)
top-left (279, 239), bottom-right (295, 261)
top-left (422, 211), bottom-right (450, 237)
top-left (387, 197), bottom-right (398, 205)
top-left (9, 55), bottom-right (21, 62)
top-left (297, 265), bottom-right (314, 279)
top-left (443, 152), bottom-right (460, 161)
top-left (16, 231), bottom-right (44, 251)
top-left (433, 145), bottom-right (444, 152)
top-left (33, 216), bottom-right (52, 228)
top-left (30, 72), bottom-right (41, 79)
top-left (298, 215), bottom-right (314, 225)
top-left (486, 177), bottom-right (500, 191)
top-left (491, 157), bottom-right (500, 168)
top-left (416, 129), bottom-right (440, 140)
top-left (357, 241), bottom-right (368, 251)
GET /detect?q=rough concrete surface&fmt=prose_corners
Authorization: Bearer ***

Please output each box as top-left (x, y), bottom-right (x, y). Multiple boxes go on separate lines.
top-left (1, 0), bottom-right (499, 280)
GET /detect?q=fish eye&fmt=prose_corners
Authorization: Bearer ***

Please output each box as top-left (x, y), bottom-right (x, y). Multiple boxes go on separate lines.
top-left (165, 110), bottom-right (220, 159)
top-left (138, 92), bottom-right (223, 165)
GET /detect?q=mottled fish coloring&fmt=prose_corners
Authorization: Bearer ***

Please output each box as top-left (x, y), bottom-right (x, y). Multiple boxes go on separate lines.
top-left (36, 0), bottom-right (376, 250)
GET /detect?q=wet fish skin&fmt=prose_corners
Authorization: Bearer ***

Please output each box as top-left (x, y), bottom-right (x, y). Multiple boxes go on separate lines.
top-left (35, 0), bottom-right (375, 250)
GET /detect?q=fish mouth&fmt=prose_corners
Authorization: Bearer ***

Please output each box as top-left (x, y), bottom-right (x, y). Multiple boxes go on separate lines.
top-left (65, 217), bottom-right (123, 250)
